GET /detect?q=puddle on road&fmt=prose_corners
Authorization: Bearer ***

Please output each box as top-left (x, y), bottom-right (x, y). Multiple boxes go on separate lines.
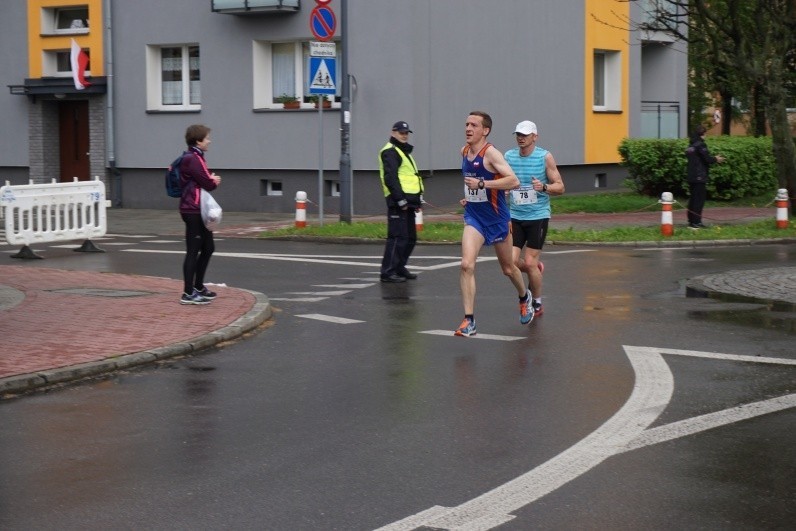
top-left (641, 283), bottom-right (796, 334)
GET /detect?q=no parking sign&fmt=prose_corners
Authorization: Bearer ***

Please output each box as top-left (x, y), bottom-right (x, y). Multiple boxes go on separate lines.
top-left (310, 4), bottom-right (336, 42)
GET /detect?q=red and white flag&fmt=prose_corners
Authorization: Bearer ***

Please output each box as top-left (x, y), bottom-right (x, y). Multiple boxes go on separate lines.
top-left (70, 38), bottom-right (91, 90)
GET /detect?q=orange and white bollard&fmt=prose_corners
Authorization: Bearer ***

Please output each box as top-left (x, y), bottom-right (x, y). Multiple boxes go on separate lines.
top-left (659, 192), bottom-right (674, 237)
top-left (775, 188), bottom-right (789, 229)
top-left (295, 191), bottom-right (307, 228)
top-left (415, 208), bottom-right (424, 232)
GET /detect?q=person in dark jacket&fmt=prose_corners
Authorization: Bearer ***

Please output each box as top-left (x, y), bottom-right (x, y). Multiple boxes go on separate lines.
top-left (179, 124), bottom-right (221, 304)
top-left (378, 121), bottom-right (424, 283)
top-left (685, 125), bottom-right (725, 229)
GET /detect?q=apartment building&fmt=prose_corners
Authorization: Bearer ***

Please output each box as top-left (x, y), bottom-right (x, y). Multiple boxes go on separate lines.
top-left (1, 0), bottom-right (687, 215)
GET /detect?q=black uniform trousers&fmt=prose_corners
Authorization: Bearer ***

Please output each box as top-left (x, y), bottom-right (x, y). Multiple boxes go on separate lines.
top-left (380, 205), bottom-right (416, 277)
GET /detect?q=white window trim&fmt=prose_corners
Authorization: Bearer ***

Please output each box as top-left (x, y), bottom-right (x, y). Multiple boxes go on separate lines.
top-left (593, 50), bottom-right (622, 112)
top-left (253, 40), bottom-right (340, 110)
top-left (42, 50), bottom-right (91, 78)
top-left (41, 6), bottom-right (90, 36)
top-left (146, 44), bottom-right (201, 112)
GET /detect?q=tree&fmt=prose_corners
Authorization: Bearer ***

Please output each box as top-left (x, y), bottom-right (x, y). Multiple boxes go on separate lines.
top-left (635, 0), bottom-right (796, 213)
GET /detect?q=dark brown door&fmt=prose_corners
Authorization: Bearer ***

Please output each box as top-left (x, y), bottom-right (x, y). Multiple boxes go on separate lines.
top-left (59, 100), bottom-right (90, 182)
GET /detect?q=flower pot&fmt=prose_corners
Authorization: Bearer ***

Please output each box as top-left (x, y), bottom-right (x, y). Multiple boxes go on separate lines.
top-left (282, 101), bottom-right (300, 109)
top-left (314, 100), bottom-right (332, 109)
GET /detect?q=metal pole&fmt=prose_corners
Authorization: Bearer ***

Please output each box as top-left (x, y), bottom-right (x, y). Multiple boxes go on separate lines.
top-left (339, 0), bottom-right (352, 223)
top-left (318, 99), bottom-right (324, 226)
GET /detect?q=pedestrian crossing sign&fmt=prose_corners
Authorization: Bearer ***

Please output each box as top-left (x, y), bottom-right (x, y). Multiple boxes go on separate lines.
top-left (309, 57), bottom-right (337, 95)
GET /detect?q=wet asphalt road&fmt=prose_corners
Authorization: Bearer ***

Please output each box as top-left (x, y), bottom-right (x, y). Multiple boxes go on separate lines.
top-left (1, 237), bottom-right (794, 530)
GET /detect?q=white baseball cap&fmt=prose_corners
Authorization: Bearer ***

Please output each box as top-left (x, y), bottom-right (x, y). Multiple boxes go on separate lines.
top-left (514, 120), bottom-right (537, 135)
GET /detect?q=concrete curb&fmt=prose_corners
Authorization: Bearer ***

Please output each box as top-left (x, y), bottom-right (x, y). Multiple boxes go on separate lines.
top-left (0, 290), bottom-right (272, 397)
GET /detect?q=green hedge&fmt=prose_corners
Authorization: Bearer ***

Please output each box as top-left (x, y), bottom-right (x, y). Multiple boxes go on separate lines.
top-left (618, 136), bottom-right (778, 200)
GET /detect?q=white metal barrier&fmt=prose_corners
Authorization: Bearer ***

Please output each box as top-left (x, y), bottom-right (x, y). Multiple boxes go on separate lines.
top-left (0, 177), bottom-right (107, 259)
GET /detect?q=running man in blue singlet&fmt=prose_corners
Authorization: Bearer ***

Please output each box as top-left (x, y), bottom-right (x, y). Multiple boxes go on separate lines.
top-left (506, 120), bottom-right (565, 318)
top-left (454, 111), bottom-right (533, 337)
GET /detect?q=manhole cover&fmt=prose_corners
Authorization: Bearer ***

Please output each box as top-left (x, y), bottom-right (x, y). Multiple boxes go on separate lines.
top-left (0, 285), bottom-right (25, 310)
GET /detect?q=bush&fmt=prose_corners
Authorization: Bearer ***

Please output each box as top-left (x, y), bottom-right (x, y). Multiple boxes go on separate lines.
top-left (619, 136), bottom-right (778, 201)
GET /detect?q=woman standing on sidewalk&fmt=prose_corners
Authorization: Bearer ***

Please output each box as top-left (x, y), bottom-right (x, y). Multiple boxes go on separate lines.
top-left (685, 125), bottom-right (724, 229)
top-left (179, 124), bottom-right (221, 305)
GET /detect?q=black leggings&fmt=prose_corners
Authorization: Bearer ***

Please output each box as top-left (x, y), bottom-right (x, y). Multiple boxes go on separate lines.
top-left (182, 213), bottom-right (215, 294)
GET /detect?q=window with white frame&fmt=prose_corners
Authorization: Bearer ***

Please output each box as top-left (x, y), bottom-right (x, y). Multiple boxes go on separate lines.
top-left (41, 49), bottom-right (91, 77)
top-left (41, 6), bottom-right (89, 35)
top-left (146, 45), bottom-right (201, 111)
top-left (593, 50), bottom-right (621, 111)
top-left (253, 40), bottom-right (341, 109)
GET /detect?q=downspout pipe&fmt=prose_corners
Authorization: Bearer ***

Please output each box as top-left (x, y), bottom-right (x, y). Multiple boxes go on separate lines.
top-left (104, 0), bottom-right (121, 206)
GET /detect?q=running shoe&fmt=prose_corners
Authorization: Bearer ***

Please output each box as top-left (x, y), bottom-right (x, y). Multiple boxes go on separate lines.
top-left (519, 295), bottom-right (534, 325)
top-left (454, 318), bottom-right (477, 337)
top-left (196, 286), bottom-right (217, 300)
top-left (533, 301), bottom-right (544, 317)
top-left (180, 290), bottom-right (210, 305)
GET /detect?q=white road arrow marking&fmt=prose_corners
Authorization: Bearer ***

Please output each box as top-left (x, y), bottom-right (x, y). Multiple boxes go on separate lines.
top-left (377, 345), bottom-right (795, 530)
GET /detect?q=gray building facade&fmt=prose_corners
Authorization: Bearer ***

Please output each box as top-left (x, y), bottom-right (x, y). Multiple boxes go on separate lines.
top-left (2, 0), bottom-right (687, 216)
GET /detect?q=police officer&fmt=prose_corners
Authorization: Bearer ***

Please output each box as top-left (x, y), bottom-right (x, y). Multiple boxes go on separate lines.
top-left (379, 121), bottom-right (424, 283)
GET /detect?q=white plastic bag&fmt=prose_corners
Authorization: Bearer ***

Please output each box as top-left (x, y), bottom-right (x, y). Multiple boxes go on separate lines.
top-left (200, 189), bottom-right (222, 231)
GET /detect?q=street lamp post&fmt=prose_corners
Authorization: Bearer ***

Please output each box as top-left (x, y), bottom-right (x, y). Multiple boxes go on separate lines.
top-left (338, 0), bottom-right (352, 223)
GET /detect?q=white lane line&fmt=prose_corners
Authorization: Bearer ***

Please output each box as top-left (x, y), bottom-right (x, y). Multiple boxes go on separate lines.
top-left (124, 249), bottom-right (589, 271)
top-left (124, 249), bottom-right (384, 267)
top-left (288, 290), bottom-right (352, 296)
top-left (313, 283), bottom-right (374, 289)
top-left (269, 297), bottom-right (328, 302)
top-left (142, 240), bottom-right (181, 244)
top-left (622, 393), bottom-right (796, 452)
top-left (295, 314), bottom-right (364, 324)
top-left (420, 330), bottom-right (524, 342)
top-left (645, 345), bottom-right (796, 366)
top-left (378, 346), bottom-right (673, 530)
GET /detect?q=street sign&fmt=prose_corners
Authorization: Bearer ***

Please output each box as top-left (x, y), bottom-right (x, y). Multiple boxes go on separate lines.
top-left (310, 41), bottom-right (336, 58)
top-left (308, 57), bottom-right (337, 95)
top-left (315, 0), bottom-right (332, 4)
top-left (310, 5), bottom-right (336, 41)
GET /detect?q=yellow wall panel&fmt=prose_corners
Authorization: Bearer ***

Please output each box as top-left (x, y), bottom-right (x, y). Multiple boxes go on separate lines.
top-left (27, 0), bottom-right (104, 78)
top-left (584, 0), bottom-right (629, 163)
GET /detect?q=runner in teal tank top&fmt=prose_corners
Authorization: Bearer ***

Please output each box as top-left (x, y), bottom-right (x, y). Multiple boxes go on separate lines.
top-left (505, 120), bottom-right (566, 318)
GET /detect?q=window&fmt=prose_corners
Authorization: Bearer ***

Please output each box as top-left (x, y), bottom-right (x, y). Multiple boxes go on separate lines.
top-left (146, 45), bottom-right (201, 111)
top-left (261, 179), bottom-right (283, 196)
top-left (593, 50), bottom-right (621, 111)
top-left (42, 49), bottom-right (90, 77)
top-left (41, 6), bottom-right (89, 35)
top-left (253, 40), bottom-right (341, 109)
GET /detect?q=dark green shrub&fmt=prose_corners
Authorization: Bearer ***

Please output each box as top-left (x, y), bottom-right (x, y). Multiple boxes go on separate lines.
top-left (619, 136), bottom-right (778, 200)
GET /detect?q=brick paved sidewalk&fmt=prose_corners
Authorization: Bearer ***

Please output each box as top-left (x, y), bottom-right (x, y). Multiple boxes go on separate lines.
top-left (0, 266), bottom-right (271, 396)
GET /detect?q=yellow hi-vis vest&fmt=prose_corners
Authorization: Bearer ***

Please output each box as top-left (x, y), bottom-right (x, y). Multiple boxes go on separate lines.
top-left (379, 142), bottom-right (424, 197)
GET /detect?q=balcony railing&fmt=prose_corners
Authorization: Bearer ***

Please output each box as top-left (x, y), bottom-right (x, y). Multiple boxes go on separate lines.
top-left (641, 101), bottom-right (680, 138)
top-left (211, 0), bottom-right (299, 15)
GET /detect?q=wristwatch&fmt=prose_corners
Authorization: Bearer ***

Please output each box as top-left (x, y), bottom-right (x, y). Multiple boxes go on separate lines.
top-left (478, 177), bottom-right (485, 190)
top-left (542, 183), bottom-right (548, 192)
